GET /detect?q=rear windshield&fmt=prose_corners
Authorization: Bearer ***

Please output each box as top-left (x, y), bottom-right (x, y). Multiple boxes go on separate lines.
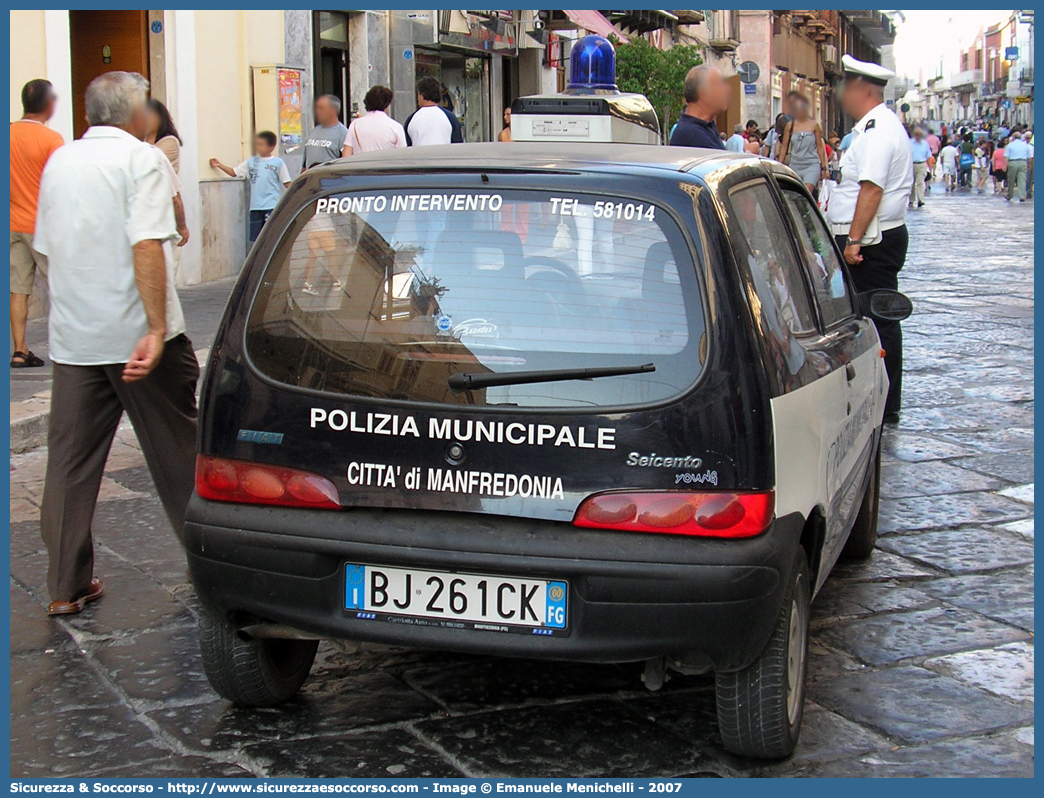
top-left (246, 188), bottom-right (706, 408)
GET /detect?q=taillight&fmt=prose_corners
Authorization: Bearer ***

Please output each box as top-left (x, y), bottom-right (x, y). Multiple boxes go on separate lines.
top-left (195, 456), bottom-right (340, 509)
top-left (573, 491), bottom-right (774, 538)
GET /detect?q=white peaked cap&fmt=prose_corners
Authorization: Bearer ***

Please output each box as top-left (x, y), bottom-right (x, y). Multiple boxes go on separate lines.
top-left (841, 54), bottom-right (895, 86)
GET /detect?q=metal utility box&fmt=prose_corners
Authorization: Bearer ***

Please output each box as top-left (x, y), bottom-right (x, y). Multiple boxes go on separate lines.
top-left (510, 94), bottom-right (660, 145)
top-left (252, 65), bottom-right (308, 162)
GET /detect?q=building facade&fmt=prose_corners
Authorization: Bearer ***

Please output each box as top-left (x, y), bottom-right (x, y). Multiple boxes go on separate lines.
top-left (980, 9), bottom-right (1035, 127)
top-left (735, 10), bottom-right (894, 137)
top-left (902, 9), bottom-right (1033, 130)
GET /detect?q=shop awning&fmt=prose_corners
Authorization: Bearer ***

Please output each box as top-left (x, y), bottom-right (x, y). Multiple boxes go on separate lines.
top-left (561, 10), bottom-right (629, 43)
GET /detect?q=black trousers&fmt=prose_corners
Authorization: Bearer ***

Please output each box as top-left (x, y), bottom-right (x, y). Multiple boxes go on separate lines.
top-left (836, 225), bottom-right (908, 416)
top-left (40, 334), bottom-right (199, 602)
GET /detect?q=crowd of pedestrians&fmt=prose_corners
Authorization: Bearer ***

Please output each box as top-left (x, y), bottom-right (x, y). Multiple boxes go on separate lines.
top-left (669, 81), bottom-right (847, 203)
top-left (661, 54), bottom-right (1033, 426)
top-left (906, 119), bottom-right (1034, 205)
top-left (668, 54), bottom-right (912, 423)
top-left (661, 62), bottom-right (1034, 215)
top-left (6, 70), bottom-right (477, 383)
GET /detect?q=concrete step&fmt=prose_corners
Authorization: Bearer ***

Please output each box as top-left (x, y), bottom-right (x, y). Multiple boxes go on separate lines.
top-left (9, 348), bottom-right (209, 453)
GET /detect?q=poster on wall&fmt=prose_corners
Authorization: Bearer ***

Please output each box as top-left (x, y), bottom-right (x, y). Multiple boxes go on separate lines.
top-left (278, 68), bottom-right (303, 148)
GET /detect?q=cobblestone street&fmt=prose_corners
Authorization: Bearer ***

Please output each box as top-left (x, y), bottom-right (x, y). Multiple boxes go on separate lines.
top-left (9, 185), bottom-right (1033, 778)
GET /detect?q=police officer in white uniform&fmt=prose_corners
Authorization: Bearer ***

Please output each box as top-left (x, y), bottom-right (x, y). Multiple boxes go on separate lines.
top-left (828, 55), bottom-right (913, 423)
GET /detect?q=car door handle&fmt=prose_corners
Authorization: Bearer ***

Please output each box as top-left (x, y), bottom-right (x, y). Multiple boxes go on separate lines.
top-left (845, 363), bottom-right (856, 382)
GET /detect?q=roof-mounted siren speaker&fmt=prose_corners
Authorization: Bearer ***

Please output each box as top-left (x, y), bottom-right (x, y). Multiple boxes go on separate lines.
top-left (510, 34), bottom-right (660, 145)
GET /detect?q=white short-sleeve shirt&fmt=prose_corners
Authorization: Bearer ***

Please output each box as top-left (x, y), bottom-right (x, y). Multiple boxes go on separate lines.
top-left (406, 106), bottom-right (453, 147)
top-left (35, 127), bottom-right (181, 365)
top-left (826, 103), bottom-right (913, 231)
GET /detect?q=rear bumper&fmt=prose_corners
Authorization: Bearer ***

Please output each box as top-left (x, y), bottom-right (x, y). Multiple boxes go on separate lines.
top-left (184, 497), bottom-right (804, 670)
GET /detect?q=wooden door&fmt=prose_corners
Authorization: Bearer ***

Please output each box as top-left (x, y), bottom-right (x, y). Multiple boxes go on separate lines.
top-left (716, 74), bottom-right (743, 141)
top-left (69, 10), bottom-right (148, 138)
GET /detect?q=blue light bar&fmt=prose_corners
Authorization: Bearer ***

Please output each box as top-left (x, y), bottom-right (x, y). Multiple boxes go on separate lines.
top-left (568, 34), bottom-right (618, 92)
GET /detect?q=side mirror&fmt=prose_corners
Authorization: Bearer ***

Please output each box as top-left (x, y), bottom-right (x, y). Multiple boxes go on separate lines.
top-left (858, 289), bottom-right (913, 322)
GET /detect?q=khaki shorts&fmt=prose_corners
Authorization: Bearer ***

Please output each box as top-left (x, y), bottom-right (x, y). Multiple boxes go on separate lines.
top-left (10, 231), bottom-right (47, 295)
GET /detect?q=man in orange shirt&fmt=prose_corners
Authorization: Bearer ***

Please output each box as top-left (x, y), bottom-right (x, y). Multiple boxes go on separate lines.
top-left (10, 79), bottom-right (63, 368)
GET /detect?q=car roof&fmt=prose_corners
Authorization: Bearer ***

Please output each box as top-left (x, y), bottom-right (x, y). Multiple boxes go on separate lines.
top-left (309, 142), bottom-right (757, 180)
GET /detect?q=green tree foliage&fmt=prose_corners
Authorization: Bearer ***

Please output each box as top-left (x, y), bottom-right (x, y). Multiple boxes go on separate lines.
top-left (612, 37), bottom-right (704, 140)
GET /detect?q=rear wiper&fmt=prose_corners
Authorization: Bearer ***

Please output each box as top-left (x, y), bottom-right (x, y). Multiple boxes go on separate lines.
top-left (448, 363), bottom-right (655, 392)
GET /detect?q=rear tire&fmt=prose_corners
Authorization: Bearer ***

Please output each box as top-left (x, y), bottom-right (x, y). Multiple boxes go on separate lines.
top-left (198, 606), bottom-right (318, 707)
top-left (715, 549), bottom-right (810, 759)
top-left (841, 436), bottom-right (882, 560)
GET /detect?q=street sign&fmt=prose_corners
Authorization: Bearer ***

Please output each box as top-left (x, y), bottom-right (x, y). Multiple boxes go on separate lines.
top-left (744, 83), bottom-right (756, 95)
top-left (737, 61), bottom-right (760, 84)
top-left (1002, 98), bottom-right (1013, 109)
top-left (1005, 46), bottom-right (1019, 61)
top-left (1015, 96), bottom-right (1032, 104)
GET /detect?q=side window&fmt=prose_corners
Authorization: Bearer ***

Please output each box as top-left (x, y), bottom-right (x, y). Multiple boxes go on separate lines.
top-left (729, 182), bottom-right (817, 336)
top-left (780, 186), bottom-right (856, 327)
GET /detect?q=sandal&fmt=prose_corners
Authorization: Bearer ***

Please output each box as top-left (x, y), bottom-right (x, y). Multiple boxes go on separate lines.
top-left (11, 350), bottom-right (44, 368)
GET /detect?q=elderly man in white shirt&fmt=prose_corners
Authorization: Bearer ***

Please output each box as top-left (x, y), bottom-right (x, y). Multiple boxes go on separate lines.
top-left (33, 71), bottom-right (199, 617)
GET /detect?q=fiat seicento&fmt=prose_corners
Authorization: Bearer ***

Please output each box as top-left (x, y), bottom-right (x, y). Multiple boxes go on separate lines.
top-left (186, 143), bottom-right (911, 758)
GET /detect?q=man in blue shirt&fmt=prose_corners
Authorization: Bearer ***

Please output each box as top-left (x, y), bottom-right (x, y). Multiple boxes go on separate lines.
top-left (908, 127), bottom-right (932, 208)
top-left (669, 65), bottom-right (729, 150)
top-left (725, 124), bottom-right (746, 152)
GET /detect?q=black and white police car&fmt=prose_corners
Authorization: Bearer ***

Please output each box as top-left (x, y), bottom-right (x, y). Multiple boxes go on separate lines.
top-left (187, 140), bottom-right (911, 759)
top-left (187, 33), bottom-right (911, 759)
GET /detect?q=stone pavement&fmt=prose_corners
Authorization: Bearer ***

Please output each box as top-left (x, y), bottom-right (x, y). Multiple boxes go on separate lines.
top-left (9, 186), bottom-right (1034, 778)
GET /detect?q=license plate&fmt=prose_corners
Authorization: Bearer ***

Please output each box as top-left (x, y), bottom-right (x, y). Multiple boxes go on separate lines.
top-left (344, 564), bottom-right (568, 635)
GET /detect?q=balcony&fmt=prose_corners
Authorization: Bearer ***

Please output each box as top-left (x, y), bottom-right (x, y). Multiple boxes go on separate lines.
top-left (707, 9), bottom-right (740, 51)
top-left (784, 9), bottom-right (838, 40)
top-left (600, 9), bottom-right (678, 34)
top-left (670, 10), bottom-right (705, 25)
top-left (950, 69), bottom-right (983, 91)
top-left (841, 10), bottom-right (896, 46)
top-left (1020, 67), bottom-right (1034, 86)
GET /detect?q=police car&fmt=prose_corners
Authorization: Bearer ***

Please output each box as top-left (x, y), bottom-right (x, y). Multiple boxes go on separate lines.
top-left (186, 139), bottom-right (911, 759)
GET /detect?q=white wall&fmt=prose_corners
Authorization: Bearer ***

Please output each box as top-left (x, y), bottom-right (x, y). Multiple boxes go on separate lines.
top-left (168, 9), bottom-right (285, 285)
top-left (9, 10), bottom-right (73, 141)
top-left (9, 11), bottom-right (73, 317)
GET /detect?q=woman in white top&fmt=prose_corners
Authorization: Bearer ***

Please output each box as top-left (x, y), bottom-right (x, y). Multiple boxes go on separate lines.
top-left (344, 86), bottom-right (407, 154)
